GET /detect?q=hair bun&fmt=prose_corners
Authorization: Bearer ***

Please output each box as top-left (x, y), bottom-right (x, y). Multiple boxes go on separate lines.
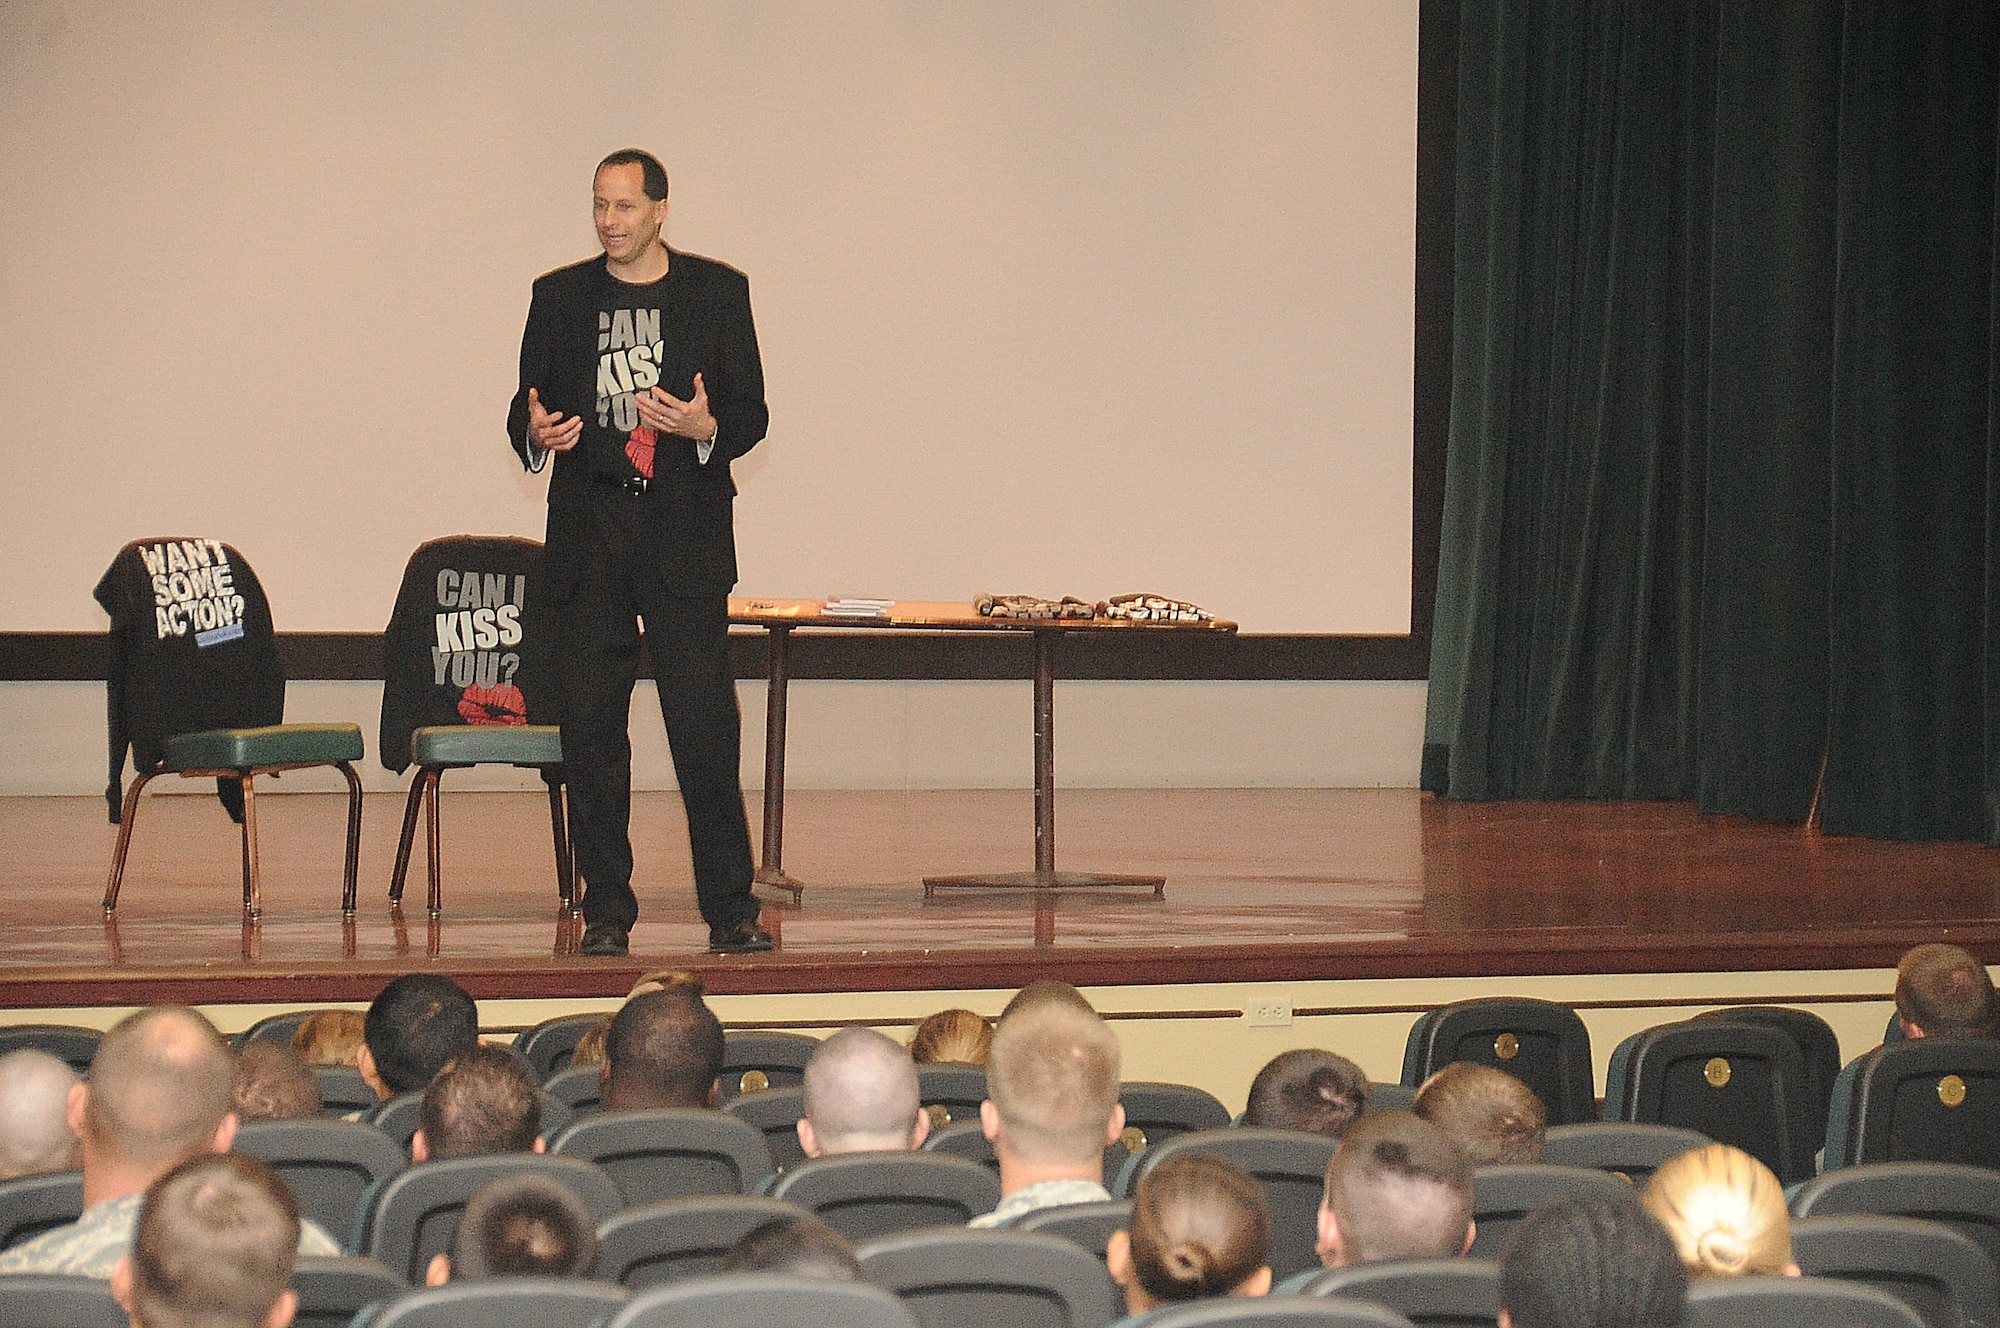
top-left (1162, 1240), bottom-right (1216, 1290)
top-left (1695, 1228), bottom-right (1751, 1275)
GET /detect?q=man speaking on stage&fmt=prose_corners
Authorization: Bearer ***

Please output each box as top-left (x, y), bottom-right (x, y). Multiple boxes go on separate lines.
top-left (506, 148), bottom-right (772, 958)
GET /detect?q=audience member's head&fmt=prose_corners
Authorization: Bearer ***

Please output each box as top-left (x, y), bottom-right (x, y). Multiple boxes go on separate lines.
top-left (1641, 1144), bottom-right (1796, 1278)
top-left (601, 987), bottom-right (726, 1110)
top-left (569, 1016), bottom-right (612, 1071)
top-left (426, 1173), bottom-right (598, 1286)
top-left (1242, 1049), bottom-right (1369, 1137)
top-left (359, 975), bottom-right (479, 1100)
top-left (289, 1010), bottom-right (366, 1068)
top-left (1499, 1190), bottom-right (1686, 1328)
top-left (799, 1027), bottom-right (928, 1157)
top-left (230, 1044), bottom-right (321, 1124)
top-left (628, 969), bottom-right (706, 999)
top-left (1108, 1155), bottom-right (1273, 1316)
top-left (910, 1008), bottom-right (995, 1067)
top-left (721, 1213), bottom-right (864, 1282)
top-left (77, 1007), bottom-right (239, 1202)
top-left (413, 1044), bottom-right (543, 1163)
top-left (0, 1049), bottom-right (82, 1179)
top-left (111, 1153), bottom-right (300, 1328)
top-left (1894, 943), bottom-right (1998, 1040)
top-left (1414, 1062), bottom-right (1547, 1165)
top-left (999, 980), bottom-right (1096, 1022)
top-left (981, 1000), bottom-right (1123, 1187)
top-left (1318, 1110), bottom-right (1475, 1267)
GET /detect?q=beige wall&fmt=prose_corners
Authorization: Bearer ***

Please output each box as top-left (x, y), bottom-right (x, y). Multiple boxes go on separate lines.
top-left (1, 2), bottom-right (1418, 637)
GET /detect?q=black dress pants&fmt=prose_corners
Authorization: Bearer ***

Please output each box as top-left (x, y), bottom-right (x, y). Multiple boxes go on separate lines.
top-left (552, 488), bottom-right (758, 933)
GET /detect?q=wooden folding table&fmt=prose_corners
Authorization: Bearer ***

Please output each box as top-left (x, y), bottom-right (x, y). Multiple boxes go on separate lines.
top-left (727, 599), bottom-right (1237, 900)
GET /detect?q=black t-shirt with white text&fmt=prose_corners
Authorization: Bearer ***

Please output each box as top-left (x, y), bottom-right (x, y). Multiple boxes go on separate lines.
top-left (590, 277), bottom-right (668, 480)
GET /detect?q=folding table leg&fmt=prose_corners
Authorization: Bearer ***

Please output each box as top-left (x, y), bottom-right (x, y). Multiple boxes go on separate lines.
top-left (546, 775), bottom-right (576, 908)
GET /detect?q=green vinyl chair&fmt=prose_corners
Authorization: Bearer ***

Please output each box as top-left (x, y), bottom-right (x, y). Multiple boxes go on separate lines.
top-left (97, 536), bottom-right (362, 920)
top-left (105, 724), bottom-right (365, 918)
top-left (380, 536), bottom-right (571, 917)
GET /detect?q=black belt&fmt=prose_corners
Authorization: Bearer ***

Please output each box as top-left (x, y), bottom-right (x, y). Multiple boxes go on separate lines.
top-left (595, 474), bottom-right (650, 496)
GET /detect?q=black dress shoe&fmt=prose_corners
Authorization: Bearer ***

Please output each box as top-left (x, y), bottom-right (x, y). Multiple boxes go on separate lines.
top-left (708, 919), bottom-right (774, 953)
top-left (580, 924), bottom-right (629, 957)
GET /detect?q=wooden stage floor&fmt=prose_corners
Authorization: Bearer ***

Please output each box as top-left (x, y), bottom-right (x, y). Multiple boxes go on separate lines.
top-left (1, 788), bottom-right (1997, 1007)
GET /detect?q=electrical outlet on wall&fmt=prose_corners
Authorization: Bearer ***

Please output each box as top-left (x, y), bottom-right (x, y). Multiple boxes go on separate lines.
top-left (1246, 996), bottom-right (1293, 1027)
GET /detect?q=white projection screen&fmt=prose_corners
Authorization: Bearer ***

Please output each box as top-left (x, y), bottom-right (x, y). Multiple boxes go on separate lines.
top-left (0, 3), bottom-right (1416, 635)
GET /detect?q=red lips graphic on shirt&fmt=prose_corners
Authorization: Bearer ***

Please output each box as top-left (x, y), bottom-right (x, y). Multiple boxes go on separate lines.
top-left (625, 425), bottom-right (657, 479)
top-left (458, 683), bottom-right (527, 726)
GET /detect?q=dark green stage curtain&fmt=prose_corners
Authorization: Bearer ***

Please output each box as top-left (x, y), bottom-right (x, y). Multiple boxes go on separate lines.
top-left (1423, 0), bottom-right (2000, 843)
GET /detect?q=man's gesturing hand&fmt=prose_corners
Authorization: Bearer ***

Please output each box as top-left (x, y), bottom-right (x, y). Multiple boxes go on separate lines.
top-left (528, 387), bottom-right (582, 452)
top-left (636, 372), bottom-right (717, 441)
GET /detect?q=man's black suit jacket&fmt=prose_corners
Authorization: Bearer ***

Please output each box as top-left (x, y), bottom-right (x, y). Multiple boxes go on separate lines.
top-left (507, 249), bottom-right (768, 595)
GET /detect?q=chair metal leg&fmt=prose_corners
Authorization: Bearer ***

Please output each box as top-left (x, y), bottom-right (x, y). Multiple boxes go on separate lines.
top-left (424, 768), bottom-right (444, 918)
top-left (239, 772), bottom-right (261, 919)
top-left (337, 760), bottom-right (363, 915)
top-left (103, 771), bottom-right (160, 914)
top-left (389, 774), bottom-right (427, 906)
top-left (546, 772), bottom-right (576, 908)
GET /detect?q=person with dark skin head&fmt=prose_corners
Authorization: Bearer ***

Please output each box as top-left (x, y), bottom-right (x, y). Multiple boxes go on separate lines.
top-left (1242, 1049), bottom-right (1370, 1137)
top-left (1894, 943), bottom-right (1998, 1039)
top-left (231, 1043), bottom-right (321, 1123)
top-left (359, 973), bottom-right (480, 1102)
top-left (412, 1044), bottom-right (545, 1163)
top-left (508, 147), bottom-right (773, 959)
top-left (1316, 1110), bottom-right (1476, 1268)
top-left (425, 1173), bottom-right (598, 1285)
top-left (1414, 1062), bottom-right (1547, 1165)
top-left (1498, 1190), bottom-right (1686, 1328)
top-left (722, 1213), bottom-right (866, 1281)
top-left (110, 1153), bottom-right (301, 1328)
top-left (0, 1007), bottom-right (338, 1277)
top-left (600, 987), bottom-right (727, 1110)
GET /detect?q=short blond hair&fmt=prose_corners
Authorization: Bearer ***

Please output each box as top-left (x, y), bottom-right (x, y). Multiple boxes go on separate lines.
top-left (987, 1002), bottom-right (1120, 1164)
top-left (1641, 1144), bottom-right (1791, 1277)
top-left (910, 1009), bottom-right (993, 1067)
top-left (291, 1010), bottom-right (366, 1067)
top-left (570, 1017), bottom-right (612, 1070)
top-left (87, 1007), bottom-right (236, 1169)
top-left (629, 970), bottom-right (706, 999)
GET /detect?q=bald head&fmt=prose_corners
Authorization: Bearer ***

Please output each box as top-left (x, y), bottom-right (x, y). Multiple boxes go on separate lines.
top-left (986, 1001), bottom-right (1122, 1166)
top-left (85, 1007), bottom-right (237, 1172)
top-left (801, 1028), bottom-right (924, 1155)
top-left (0, 1050), bottom-right (81, 1179)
